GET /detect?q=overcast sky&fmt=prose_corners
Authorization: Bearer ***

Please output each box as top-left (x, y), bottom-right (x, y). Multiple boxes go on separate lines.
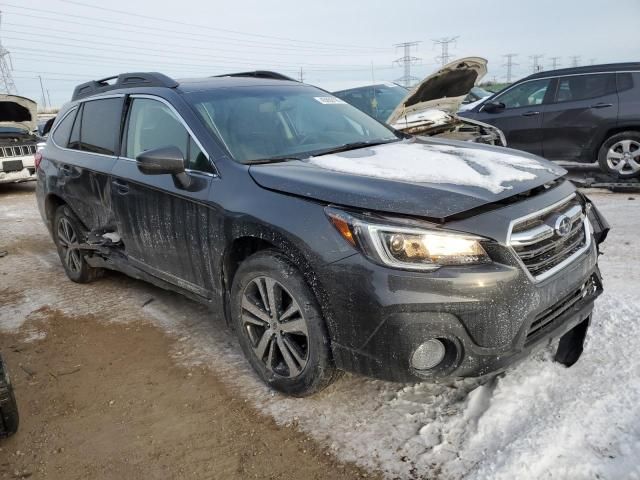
top-left (5, 0), bottom-right (640, 108)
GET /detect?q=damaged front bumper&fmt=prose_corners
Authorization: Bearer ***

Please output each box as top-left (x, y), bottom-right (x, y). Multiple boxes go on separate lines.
top-left (318, 200), bottom-right (608, 383)
top-left (0, 167), bottom-right (36, 184)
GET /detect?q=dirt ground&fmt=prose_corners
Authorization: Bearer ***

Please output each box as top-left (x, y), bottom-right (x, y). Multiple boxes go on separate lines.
top-left (0, 183), bottom-right (379, 480)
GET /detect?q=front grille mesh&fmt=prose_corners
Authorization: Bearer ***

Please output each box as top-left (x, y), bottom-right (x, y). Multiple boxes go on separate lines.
top-left (511, 198), bottom-right (587, 279)
top-left (0, 144), bottom-right (36, 158)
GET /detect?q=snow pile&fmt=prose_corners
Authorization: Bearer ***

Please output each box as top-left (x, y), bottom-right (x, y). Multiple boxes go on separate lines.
top-left (309, 142), bottom-right (562, 194)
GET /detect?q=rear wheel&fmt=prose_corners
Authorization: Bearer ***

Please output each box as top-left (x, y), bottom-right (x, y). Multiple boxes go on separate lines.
top-left (231, 250), bottom-right (338, 397)
top-left (53, 205), bottom-right (102, 283)
top-left (597, 131), bottom-right (640, 178)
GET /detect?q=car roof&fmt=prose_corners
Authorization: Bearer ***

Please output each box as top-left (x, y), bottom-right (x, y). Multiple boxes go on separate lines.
top-left (70, 71), bottom-right (304, 101)
top-left (523, 62), bottom-right (640, 82)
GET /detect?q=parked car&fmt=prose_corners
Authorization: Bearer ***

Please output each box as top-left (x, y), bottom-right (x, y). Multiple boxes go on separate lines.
top-left (0, 354), bottom-right (19, 439)
top-left (0, 95), bottom-right (40, 184)
top-left (36, 71), bottom-right (609, 396)
top-left (334, 58), bottom-right (506, 146)
top-left (459, 62), bottom-right (640, 178)
top-left (458, 86), bottom-right (493, 112)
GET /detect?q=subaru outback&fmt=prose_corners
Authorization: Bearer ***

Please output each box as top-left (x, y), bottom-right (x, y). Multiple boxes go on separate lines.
top-left (36, 71), bottom-right (609, 396)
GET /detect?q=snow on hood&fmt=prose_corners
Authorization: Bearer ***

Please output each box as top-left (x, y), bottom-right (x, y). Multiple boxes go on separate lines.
top-left (0, 94), bottom-right (38, 132)
top-left (387, 57), bottom-right (487, 125)
top-left (309, 141), bottom-right (561, 194)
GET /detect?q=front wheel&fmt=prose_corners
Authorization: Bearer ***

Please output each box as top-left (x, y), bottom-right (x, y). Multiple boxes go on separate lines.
top-left (231, 250), bottom-right (339, 397)
top-left (597, 131), bottom-right (640, 178)
top-left (0, 355), bottom-right (19, 438)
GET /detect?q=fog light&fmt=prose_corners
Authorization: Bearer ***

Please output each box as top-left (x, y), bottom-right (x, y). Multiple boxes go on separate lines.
top-left (411, 339), bottom-right (446, 370)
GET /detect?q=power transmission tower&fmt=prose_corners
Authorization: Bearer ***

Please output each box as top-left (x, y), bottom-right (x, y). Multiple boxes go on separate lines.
top-left (38, 75), bottom-right (47, 110)
top-left (433, 37), bottom-right (458, 66)
top-left (589, 58), bottom-right (596, 65)
top-left (0, 11), bottom-right (17, 95)
top-left (569, 56), bottom-right (581, 67)
top-left (393, 41), bottom-right (421, 88)
top-left (503, 53), bottom-right (518, 83)
top-left (549, 56), bottom-right (561, 70)
top-left (530, 54), bottom-right (544, 73)
top-left (298, 67), bottom-right (304, 83)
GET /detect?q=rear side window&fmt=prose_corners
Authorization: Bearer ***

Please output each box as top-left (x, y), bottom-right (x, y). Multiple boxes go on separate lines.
top-left (51, 108), bottom-right (77, 147)
top-left (554, 73), bottom-right (616, 103)
top-left (125, 98), bottom-right (213, 173)
top-left (617, 72), bottom-right (634, 93)
top-left (77, 98), bottom-right (123, 155)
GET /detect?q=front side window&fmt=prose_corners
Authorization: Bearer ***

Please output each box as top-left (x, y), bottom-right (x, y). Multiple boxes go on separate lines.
top-left (494, 78), bottom-right (551, 109)
top-left (187, 85), bottom-right (400, 164)
top-left (554, 73), bottom-right (616, 103)
top-left (125, 98), bottom-right (213, 173)
top-left (78, 98), bottom-right (123, 155)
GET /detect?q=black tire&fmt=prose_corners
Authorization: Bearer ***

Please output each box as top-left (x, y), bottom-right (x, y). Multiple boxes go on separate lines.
top-left (53, 205), bottom-right (103, 283)
top-left (597, 131), bottom-right (640, 179)
top-left (231, 250), bottom-right (339, 397)
top-left (0, 355), bottom-right (19, 439)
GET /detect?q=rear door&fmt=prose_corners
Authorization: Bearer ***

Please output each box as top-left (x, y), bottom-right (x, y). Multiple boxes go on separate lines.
top-left (110, 95), bottom-right (219, 298)
top-left (48, 96), bottom-right (123, 231)
top-left (473, 77), bottom-right (553, 155)
top-left (541, 73), bottom-right (618, 161)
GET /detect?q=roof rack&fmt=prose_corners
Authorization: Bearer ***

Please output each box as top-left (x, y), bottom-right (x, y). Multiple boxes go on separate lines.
top-left (214, 70), bottom-right (298, 82)
top-left (71, 72), bottom-right (179, 101)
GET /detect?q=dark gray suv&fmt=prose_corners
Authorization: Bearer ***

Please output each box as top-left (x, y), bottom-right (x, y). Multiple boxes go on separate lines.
top-left (36, 71), bottom-right (609, 396)
top-left (460, 62), bottom-right (640, 178)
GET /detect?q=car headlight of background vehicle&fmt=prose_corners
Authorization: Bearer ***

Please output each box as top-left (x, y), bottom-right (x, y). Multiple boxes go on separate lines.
top-left (326, 207), bottom-right (490, 271)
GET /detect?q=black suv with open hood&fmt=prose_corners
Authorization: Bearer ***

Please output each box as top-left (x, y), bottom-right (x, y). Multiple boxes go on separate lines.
top-left (36, 72), bottom-right (609, 396)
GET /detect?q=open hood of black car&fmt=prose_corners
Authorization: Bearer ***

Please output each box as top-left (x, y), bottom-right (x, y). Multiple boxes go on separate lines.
top-left (248, 138), bottom-right (566, 221)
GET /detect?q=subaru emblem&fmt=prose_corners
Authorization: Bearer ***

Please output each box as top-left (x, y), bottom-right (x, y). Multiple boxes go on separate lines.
top-left (554, 215), bottom-right (572, 237)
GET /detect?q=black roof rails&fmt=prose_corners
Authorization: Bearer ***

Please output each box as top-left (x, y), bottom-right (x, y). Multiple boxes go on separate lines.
top-left (71, 72), bottom-right (179, 101)
top-left (214, 70), bottom-right (298, 82)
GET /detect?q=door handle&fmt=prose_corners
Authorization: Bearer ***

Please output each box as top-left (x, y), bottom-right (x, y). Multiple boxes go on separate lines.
top-left (112, 179), bottom-right (130, 195)
top-left (521, 111), bottom-right (540, 117)
top-left (590, 103), bottom-right (613, 109)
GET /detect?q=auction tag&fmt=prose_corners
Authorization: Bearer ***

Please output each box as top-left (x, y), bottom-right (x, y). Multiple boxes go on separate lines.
top-left (314, 96), bottom-right (347, 105)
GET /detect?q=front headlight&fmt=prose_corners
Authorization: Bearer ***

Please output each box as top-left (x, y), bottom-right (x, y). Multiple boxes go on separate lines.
top-left (326, 207), bottom-right (490, 271)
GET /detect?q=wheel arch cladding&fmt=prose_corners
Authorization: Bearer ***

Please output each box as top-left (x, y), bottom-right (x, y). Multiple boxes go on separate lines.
top-left (221, 230), bottom-right (336, 339)
top-left (45, 193), bottom-right (66, 229)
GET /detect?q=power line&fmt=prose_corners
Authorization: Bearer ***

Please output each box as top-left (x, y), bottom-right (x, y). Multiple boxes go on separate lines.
top-left (393, 41), bottom-right (421, 88)
top-left (0, 11), bottom-right (17, 94)
top-left (433, 37), bottom-right (458, 66)
top-left (3, 2), bottom-right (388, 53)
top-left (503, 53), bottom-right (518, 83)
top-left (530, 54), bottom-right (544, 73)
top-left (549, 56), bottom-right (561, 70)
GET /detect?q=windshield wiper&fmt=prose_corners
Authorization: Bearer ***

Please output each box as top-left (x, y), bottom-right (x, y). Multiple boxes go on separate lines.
top-left (313, 139), bottom-right (399, 157)
top-left (243, 155), bottom-right (301, 165)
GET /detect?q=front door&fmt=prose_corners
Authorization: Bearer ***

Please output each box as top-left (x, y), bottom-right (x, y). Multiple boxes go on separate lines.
top-left (110, 96), bottom-right (219, 298)
top-left (475, 77), bottom-right (554, 156)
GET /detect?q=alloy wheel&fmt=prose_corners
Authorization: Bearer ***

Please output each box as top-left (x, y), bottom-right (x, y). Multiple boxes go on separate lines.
top-left (606, 139), bottom-right (640, 175)
top-left (57, 217), bottom-right (82, 273)
top-left (241, 276), bottom-right (309, 378)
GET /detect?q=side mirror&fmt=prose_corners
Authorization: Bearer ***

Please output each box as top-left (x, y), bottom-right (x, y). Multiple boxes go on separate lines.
top-left (481, 101), bottom-right (505, 113)
top-left (136, 145), bottom-right (191, 188)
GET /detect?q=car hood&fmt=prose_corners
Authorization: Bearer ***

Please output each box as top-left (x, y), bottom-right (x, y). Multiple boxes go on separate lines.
top-left (248, 138), bottom-right (566, 221)
top-left (0, 95), bottom-right (37, 133)
top-left (387, 57), bottom-right (487, 127)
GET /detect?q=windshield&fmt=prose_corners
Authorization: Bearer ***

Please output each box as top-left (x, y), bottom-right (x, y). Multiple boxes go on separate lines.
top-left (187, 85), bottom-right (399, 163)
top-left (333, 83), bottom-right (408, 122)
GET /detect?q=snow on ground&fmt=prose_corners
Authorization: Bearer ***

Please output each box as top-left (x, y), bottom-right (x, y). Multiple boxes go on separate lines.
top-left (1, 189), bottom-right (639, 479)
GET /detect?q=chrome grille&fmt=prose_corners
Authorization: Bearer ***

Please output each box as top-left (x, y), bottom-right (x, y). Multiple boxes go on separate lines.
top-left (509, 196), bottom-right (588, 280)
top-left (0, 144), bottom-right (36, 158)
